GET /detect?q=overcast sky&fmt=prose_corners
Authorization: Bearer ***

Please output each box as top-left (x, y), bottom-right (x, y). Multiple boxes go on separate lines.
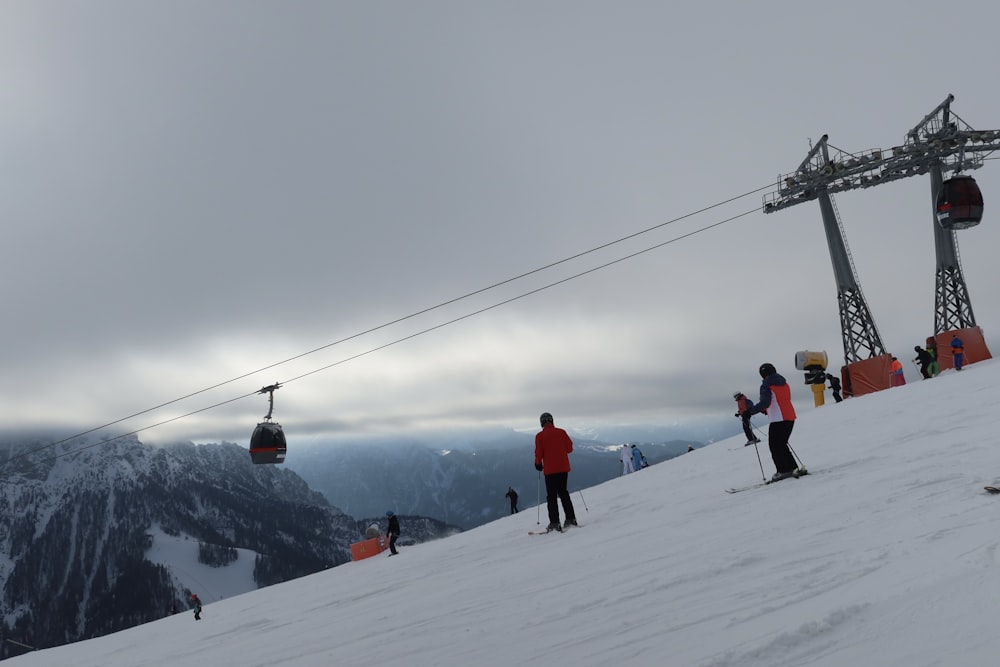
top-left (3, 1), bottom-right (1000, 445)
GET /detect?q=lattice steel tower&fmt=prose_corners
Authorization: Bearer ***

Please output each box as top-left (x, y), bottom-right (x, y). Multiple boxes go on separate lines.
top-left (763, 94), bottom-right (999, 366)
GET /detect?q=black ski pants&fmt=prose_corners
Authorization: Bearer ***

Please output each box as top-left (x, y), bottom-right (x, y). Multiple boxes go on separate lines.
top-left (768, 420), bottom-right (798, 474)
top-left (544, 472), bottom-right (576, 526)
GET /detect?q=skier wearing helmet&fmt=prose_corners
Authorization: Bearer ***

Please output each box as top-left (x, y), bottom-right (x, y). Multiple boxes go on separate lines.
top-left (746, 363), bottom-right (800, 482)
top-left (534, 412), bottom-right (577, 532)
top-left (733, 391), bottom-right (760, 446)
top-left (385, 511), bottom-right (400, 556)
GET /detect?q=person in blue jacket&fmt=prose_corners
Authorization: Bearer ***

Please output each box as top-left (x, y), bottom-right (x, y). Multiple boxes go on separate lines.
top-left (631, 445), bottom-right (645, 471)
top-left (950, 334), bottom-right (965, 371)
top-left (746, 363), bottom-right (800, 481)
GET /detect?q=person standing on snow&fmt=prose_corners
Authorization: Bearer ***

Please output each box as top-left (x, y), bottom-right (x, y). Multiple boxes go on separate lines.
top-left (505, 486), bottom-right (519, 514)
top-left (733, 391), bottom-right (760, 445)
top-left (914, 346), bottom-right (935, 379)
top-left (950, 334), bottom-right (965, 371)
top-left (534, 412), bottom-right (578, 532)
top-left (746, 363), bottom-right (800, 482)
top-left (631, 444), bottom-right (644, 471)
top-left (190, 594), bottom-right (202, 621)
top-left (890, 357), bottom-right (906, 387)
top-left (385, 511), bottom-right (400, 556)
top-left (619, 443), bottom-right (635, 475)
top-left (826, 373), bottom-right (843, 402)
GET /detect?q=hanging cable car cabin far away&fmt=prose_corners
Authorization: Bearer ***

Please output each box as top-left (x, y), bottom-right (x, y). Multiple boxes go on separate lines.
top-left (250, 422), bottom-right (286, 464)
top-left (249, 383), bottom-right (287, 464)
top-left (936, 175), bottom-right (984, 230)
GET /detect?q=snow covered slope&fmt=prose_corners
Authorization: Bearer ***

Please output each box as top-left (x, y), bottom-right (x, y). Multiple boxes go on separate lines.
top-left (10, 360), bottom-right (1000, 667)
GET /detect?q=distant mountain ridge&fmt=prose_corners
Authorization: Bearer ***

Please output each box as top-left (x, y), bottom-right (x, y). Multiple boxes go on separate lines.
top-left (0, 437), bottom-right (458, 656)
top-left (285, 425), bottom-right (726, 529)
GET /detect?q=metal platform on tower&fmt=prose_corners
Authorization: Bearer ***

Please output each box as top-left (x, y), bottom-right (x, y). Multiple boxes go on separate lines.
top-left (763, 94), bottom-right (997, 395)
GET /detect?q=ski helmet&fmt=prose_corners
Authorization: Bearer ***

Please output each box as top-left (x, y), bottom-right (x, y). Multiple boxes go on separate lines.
top-left (385, 510), bottom-right (394, 517)
top-left (539, 412), bottom-right (554, 426)
top-left (759, 362), bottom-right (777, 378)
top-left (733, 391), bottom-right (742, 399)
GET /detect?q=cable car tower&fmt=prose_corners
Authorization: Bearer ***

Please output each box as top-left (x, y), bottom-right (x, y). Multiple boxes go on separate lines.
top-left (763, 94), bottom-right (999, 395)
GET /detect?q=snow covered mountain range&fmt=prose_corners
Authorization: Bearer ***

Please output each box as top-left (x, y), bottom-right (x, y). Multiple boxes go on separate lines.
top-left (286, 432), bottom-right (707, 528)
top-left (0, 438), bottom-right (458, 655)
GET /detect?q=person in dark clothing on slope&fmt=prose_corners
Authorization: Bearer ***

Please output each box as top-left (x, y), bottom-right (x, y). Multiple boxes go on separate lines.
top-left (190, 594), bottom-right (202, 621)
top-left (733, 391), bottom-right (760, 445)
top-left (951, 334), bottom-right (965, 371)
top-left (385, 511), bottom-right (400, 555)
top-left (914, 345), bottom-right (935, 379)
top-left (534, 412), bottom-right (577, 532)
top-left (826, 373), bottom-right (843, 403)
top-left (746, 363), bottom-right (801, 482)
top-left (505, 486), bottom-right (519, 514)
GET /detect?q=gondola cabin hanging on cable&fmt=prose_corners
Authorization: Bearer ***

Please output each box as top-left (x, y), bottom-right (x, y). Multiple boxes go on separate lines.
top-left (936, 175), bottom-right (984, 230)
top-left (249, 383), bottom-right (287, 464)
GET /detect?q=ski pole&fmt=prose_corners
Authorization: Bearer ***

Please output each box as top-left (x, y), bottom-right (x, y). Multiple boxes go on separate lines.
top-left (788, 441), bottom-right (807, 471)
top-left (751, 440), bottom-right (766, 482)
top-left (578, 489), bottom-right (588, 512)
top-left (746, 419), bottom-right (767, 481)
top-left (751, 422), bottom-right (767, 441)
top-left (536, 470), bottom-right (541, 525)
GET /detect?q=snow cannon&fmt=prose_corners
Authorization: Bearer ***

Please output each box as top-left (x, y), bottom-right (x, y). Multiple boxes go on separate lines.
top-left (795, 350), bottom-right (829, 407)
top-left (794, 350), bottom-right (828, 371)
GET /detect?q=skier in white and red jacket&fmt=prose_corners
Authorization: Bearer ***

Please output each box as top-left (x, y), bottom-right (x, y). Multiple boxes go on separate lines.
top-left (746, 363), bottom-right (799, 481)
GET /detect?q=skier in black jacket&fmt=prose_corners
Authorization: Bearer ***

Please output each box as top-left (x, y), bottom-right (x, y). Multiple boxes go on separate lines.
top-left (385, 511), bottom-right (400, 556)
top-left (505, 486), bottom-right (519, 514)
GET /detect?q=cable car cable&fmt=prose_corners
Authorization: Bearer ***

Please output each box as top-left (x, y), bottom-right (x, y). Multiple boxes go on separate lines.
top-left (3, 186), bottom-right (773, 467)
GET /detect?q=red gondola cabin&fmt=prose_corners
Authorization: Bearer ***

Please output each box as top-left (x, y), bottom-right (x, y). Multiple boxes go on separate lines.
top-left (250, 421), bottom-right (286, 464)
top-left (936, 175), bottom-right (984, 230)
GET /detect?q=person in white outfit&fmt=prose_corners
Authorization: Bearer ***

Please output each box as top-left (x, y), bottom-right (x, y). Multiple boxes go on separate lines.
top-left (620, 444), bottom-right (635, 475)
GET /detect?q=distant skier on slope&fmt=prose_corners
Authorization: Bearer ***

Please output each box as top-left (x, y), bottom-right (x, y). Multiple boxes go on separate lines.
top-left (951, 334), bottom-right (965, 371)
top-left (190, 594), bottom-right (202, 621)
top-left (746, 363), bottom-right (800, 482)
top-left (826, 373), bottom-right (843, 402)
top-left (620, 444), bottom-right (634, 475)
top-left (890, 357), bottom-right (906, 387)
top-left (733, 391), bottom-right (760, 445)
top-left (914, 346), bottom-right (935, 380)
top-left (385, 511), bottom-right (400, 556)
top-left (505, 486), bottom-right (519, 514)
top-left (631, 444), bottom-right (644, 471)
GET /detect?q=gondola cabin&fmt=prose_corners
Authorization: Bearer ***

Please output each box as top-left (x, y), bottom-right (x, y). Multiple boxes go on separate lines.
top-left (936, 175), bottom-right (984, 230)
top-left (250, 421), bottom-right (287, 464)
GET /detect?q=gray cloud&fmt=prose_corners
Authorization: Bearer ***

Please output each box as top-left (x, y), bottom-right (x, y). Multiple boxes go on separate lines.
top-left (2, 1), bottom-right (999, 446)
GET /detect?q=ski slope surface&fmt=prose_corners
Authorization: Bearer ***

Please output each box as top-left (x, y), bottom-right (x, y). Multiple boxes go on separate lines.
top-left (11, 360), bottom-right (1000, 667)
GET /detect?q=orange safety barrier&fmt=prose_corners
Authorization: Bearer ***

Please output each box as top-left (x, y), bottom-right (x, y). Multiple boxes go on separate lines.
top-left (934, 326), bottom-right (992, 371)
top-left (350, 536), bottom-right (386, 562)
top-left (842, 354), bottom-right (893, 398)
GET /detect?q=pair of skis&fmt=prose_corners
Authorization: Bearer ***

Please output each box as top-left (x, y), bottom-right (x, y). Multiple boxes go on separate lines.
top-left (528, 524), bottom-right (581, 536)
top-left (726, 468), bottom-right (809, 494)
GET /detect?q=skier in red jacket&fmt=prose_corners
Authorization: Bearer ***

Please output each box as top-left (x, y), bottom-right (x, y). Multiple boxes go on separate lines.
top-left (746, 363), bottom-right (800, 482)
top-left (733, 392), bottom-right (761, 446)
top-left (534, 412), bottom-right (577, 532)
